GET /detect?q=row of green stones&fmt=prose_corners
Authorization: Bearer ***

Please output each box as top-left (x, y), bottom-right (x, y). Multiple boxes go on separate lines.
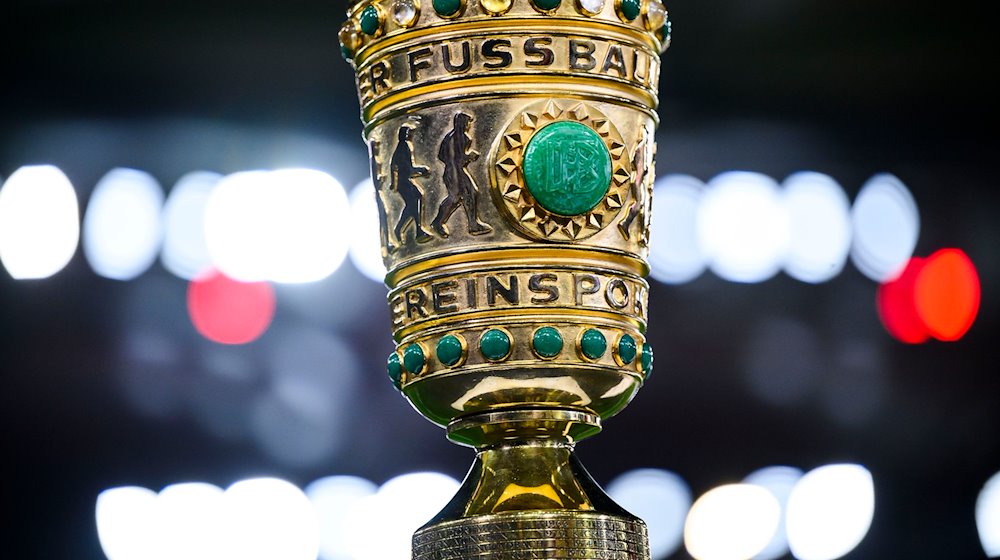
top-left (386, 327), bottom-right (653, 388)
top-left (353, 0), bottom-right (670, 44)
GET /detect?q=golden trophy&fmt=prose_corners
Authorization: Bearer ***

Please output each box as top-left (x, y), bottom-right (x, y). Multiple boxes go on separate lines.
top-left (340, 0), bottom-right (669, 555)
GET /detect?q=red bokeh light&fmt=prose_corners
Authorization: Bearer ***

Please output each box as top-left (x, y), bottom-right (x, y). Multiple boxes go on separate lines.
top-left (187, 269), bottom-right (276, 345)
top-left (915, 248), bottom-right (980, 341)
top-left (877, 249), bottom-right (980, 344)
top-left (877, 257), bottom-right (929, 344)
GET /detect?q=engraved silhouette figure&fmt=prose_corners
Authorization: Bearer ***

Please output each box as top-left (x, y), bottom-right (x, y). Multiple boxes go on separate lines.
top-left (390, 125), bottom-right (432, 246)
top-left (369, 139), bottom-right (395, 254)
top-left (619, 134), bottom-right (648, 241)
top-left (432, 113), bottom-right (493, 237)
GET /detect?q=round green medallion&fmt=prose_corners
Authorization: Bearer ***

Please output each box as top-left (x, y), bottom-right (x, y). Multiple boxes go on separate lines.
top-left (532, 326), bottom-right (563, 358)
top-left (403, 343), bottom-right (425, 374)
top-left (480, 329), bottom-right (511, 361)
top-left (641, 342), bottom-right (653, 377)
top-left (619, 0), bottom-right (641, 21)
top-left (387, 352), bottom-right (403, 389)
top-left (617, 334), bottom-right (637, 365)
top-left (580, 328), bottom-right (607, 360)
top-left (522, 121), bottom-right (612, 216)
top-left (436, 335), bottom-right (464, 367)
top-left (532, 0), bottom-right (561, 11)
top-left (359, 5), bottom-right (381, 35)
top-left (433, 0), bottom-right (463, 17)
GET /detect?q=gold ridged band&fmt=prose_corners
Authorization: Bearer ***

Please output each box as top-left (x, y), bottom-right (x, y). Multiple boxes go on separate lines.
top-left (412, 511), bottom-right (649, 560)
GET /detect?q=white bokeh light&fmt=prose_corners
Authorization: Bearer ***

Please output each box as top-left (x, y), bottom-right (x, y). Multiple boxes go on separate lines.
top-left (306, 475), bottom-right (379, 560)
top-left (344, 472), bottom-right (460, 560)
top-left (697, 171), bottom-right (790, 283)
top-left (83, 168), bottom-right (164, 280)
top-left (744, 466), bottom-right (805, 560)
top-left (204, 168), bottom-right (350, 283)
top-left (157, 482), bottom-right (226, 560)
top-left (684, 483), bottom-right (781, 560)
top-left (648, 174), bottom-right (707, 284)
top-left (976, 470), bottom-right (1000, 557)
top-left (606, 468), bottom-right (692, 559)
top-left (96, 486), bottom-right (159, 560)
top-left (161, 171), bottom-right (221, 279)
top-left (850, 173), bottom-right (920, 282)
top-left (220, 477), bottom-right (320, 560)
top-left (786, 464), bottom-right (875, 560)
top-left (782, 172), bottom-right (852, 283)
top-left (347, 179), bottom-right (388, 283)
top-left (0, 165), bottom-right (80, 279)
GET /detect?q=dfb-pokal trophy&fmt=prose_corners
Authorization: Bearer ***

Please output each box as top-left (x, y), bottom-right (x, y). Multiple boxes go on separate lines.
top-left (339, 0), bottom-right (669, 554)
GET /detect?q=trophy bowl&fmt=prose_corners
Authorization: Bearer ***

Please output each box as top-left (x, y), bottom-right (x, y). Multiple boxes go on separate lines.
top-left (340, 0), bottom-right (669, 555)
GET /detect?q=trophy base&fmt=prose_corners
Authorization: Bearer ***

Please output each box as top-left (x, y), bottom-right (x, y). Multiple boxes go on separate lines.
top-left (412, 510), bottom-right (649, 560)
top-left (412, 409), bottom-right (650, 560)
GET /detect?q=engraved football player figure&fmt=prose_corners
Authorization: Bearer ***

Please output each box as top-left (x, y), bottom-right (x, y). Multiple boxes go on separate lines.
top-left (390, 124), bottom-right (433, 246)
top-left (618, 134), bottom-right (648, 241)
top-left (369, 139), bottom-right (396, 254)
top-left (432, 112), bottom-right (493, 237)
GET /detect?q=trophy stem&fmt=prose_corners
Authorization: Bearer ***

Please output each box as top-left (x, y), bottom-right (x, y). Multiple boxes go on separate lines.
top-left (412, 409), bottom-right (650, 560)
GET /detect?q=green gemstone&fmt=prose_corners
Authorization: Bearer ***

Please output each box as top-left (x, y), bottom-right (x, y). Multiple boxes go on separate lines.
top-left (403, 343), bottom-right (425, 374)
top-left (436, 335), bottom-right (464, 367)
top-left (580, 328), bottom-right (607, 360)
top-left (532, 326), bottom-right (563, 358)
top-left (533, 0), bottom-right (561, 10)
top-left (480, 329), bottom-right (511, 361)
top-left (617, 334), bottom-right (637, 365)
top-left (619, 0), bottom-right (641, 21)
top-left (522, 121), bottom-right (612, 216)
top-left (641, 342), bottom-right (653, 376)
top-left (661, 16), bottom-right (671, 42)
top-left (359, 5), bottom-right (381, 35)
top-left (387, 352), bottom-right (403, 389)
top-left (340, 44), bottom-right (353, 62)
top-left (433, 0), bottom-right (463, 17)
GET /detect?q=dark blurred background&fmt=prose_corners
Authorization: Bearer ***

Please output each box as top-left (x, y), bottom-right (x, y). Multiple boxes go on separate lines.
top-left (2, 0), bottom-right (998, 559)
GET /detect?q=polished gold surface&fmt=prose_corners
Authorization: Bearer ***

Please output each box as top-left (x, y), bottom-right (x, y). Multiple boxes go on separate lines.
top-left (341, 0), bottom-right (665, 555)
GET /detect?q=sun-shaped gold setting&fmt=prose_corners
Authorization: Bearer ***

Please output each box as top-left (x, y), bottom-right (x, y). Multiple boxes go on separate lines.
top-left (490, 100), bottom-right (633, 242)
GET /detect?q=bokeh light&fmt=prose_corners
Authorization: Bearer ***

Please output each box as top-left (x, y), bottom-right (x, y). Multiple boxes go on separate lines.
top-left (697, 171), bottom-right (790, 283)
top-left (0, 165), bottom-right (80, 279)
top-left (743, 316), bottom-right (823, 407)
top-left (187, 269), bottom-right (276, 345)
top-left (684, 483), bottom-right (781, 560)
top-left (252, 327), bottom-right (360, 468)
top-left (204, 168), bottom-right (350, 283)
top-left (850, 173), bottom-right (920, 282)
top-left (785, 464), bottom-right (875, 560)
top-left (347, 178), bottom-right (388, 284)
top-left (977, 470), bottom-right (1000, 557)
top-left (305, 475), bottom-right (379, 560)
top-left (161, 171), bottom-right (222, 280)
top-left (876, 257), bottom-right (929, 344)
top-left (648, 174), bottom-right (707, 284)
top-left (914, 248), bottom-right (980, 341)
top-left (606, 468), bottom-right (692, 559)
top-left (83, 168), bottom-right (164, 280)
top-left (158, 482), bottom-right (226, 560)
top-left (743, 466), bottom-right (804, 560)
top-left (782, 172), bottom-right (852, 283)
top-left (96, 486), bottom-right (159, 560)
top-left (220, 477), bottom-right (320, 560)
top-left (344, 472), bottom-right (460, 560)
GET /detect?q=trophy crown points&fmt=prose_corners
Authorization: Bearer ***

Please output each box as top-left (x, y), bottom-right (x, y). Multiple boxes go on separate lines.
top-left (340, 0), bottom-right (671, 64)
